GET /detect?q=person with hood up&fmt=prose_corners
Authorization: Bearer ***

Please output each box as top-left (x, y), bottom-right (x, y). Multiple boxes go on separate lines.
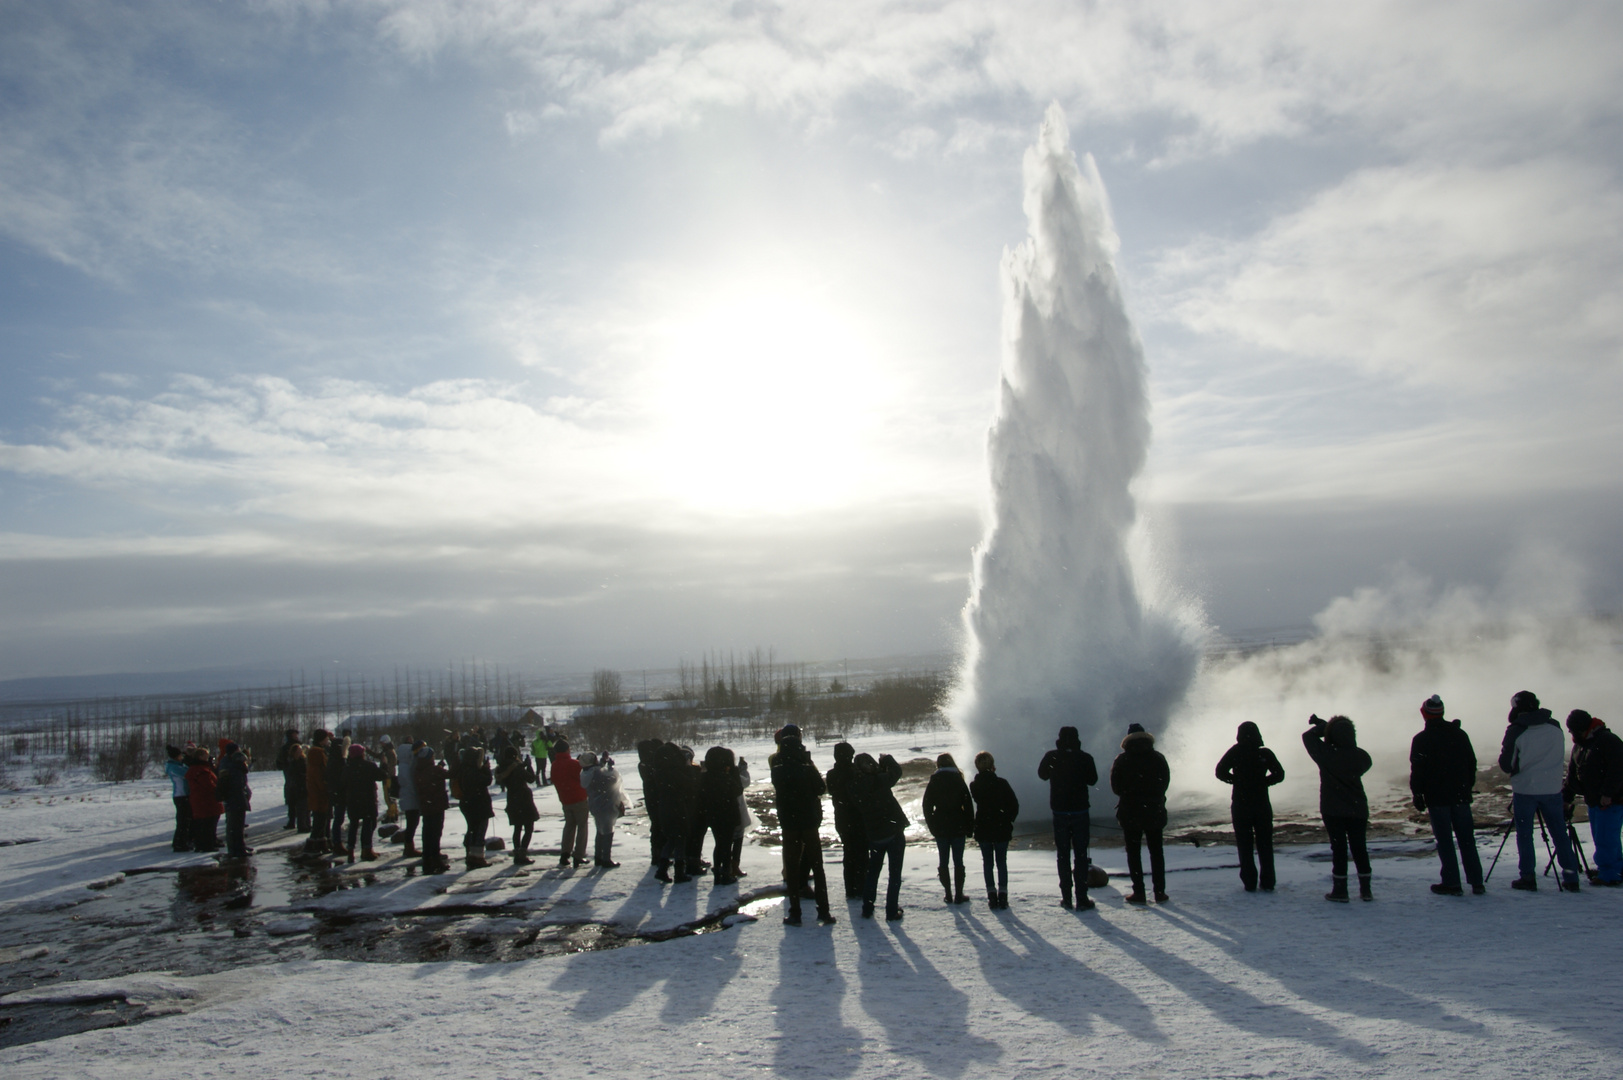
top-left (414, 744), bottom-right (452, 873)
top-left (1216, 722), bottom-right (1285, 892)
top-left (701, 746), bottom-right (745, 887)
top-left (1564, 709), bottom-right (1623, 886)
top-left (327, 733), bottom-right (351, 853)
top-left (729, 755), bottom-right (753, 880)
top-left (274, 729), bottom-right (307, 831)
top-left (853, 751), bottom-right (909, 920)
top-left (458, 744), bottom-right (496, 869)
top-left (1112, 723), bottom-right (1171, 904)
top-left (343, 743), bottom-right (386, 862)
top-left (164, 745), bottom-right (193, 852)
top-left (1409, 695), bottom-right (1483, 896)
top-left (582, 751), bottom-right (630, 868)
top-left (825, 742), bottom-right (867, 900)
top-left (186, 748), bottom-right (224, 852)
top-left (305, 730), bottom-right (332, 855)
top-left (396, 738), bottom-right (422, 856)
top-left (970, 752), bottom-right (1019, 909)
top-left (922, 753), bottom-right (974, 905)
top-left (653, 741), bottom-right (696, 883)
top-left (1038, 726), bottom-right (1098, 910)
top-left (496, 746), bottom-right (540, 866)
top-left (636, 739), bottom-right (666, 866)
top-left (218, 742), bottom-right (253, 858)
top-left (1498, 690), bottom-right (1581, 891)
top-left (551, 738), bottom-right (590, 869)
top-left (1304, 714), bottom-right (1374, 901)
top-left (531, 725), bottom-right (558, 787)
top-left (771, 736), bottom-right (835, 925)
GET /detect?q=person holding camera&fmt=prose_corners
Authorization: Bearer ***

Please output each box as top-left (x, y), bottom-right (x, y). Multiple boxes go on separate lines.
top-left (853, 751), bottom-right (909, 921)
top-left (772, 735), bottom-right (835, 925)
top-left (496, 746), bottom-right (540, 866)
top-left (1409, 695), bottom-right (1483, 896)
top-left (1304, 714), bottom-right (1372, 901)
top-left (1216, 722), bottom-right (1285, 893)
top-left (343, 742), bottom-right (386, 862)
top-left (1499, 690), bottom-right (1580, 891)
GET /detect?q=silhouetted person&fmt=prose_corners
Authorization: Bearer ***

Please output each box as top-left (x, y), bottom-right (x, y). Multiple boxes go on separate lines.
top-left (327, 733), bottom-right (351, 852)
top-left (396, 738), bottom-right (423, 856)
top-left (772, 737), bottom-right (834, 925)
top-left (1409, 694), bottom-right (1483, 896)
top-left (1305, 714), bottom-right (1373, 901)
top-left (1564, 709), bottom-right (1623, 887)
top-left (1216, 721), bottom-right (1284, 892)
top-left (305, 730), bottom-right (332, 855)
top-left (970, 752), bottom-right (1019, 909)
top-left (922, 752), bottom-right (973, 905)
top-left (186, 747), bottom-right (223, 852)
top-left (1499, 690), bottom-right (1580, 891)
top-left (164, 745), bottom-right (193, 852)
top-left (1038, 726), bottom-right (1098, 910)
top-left (1112, 723), bottom-right (1170, 904)
top-left (274, 729), bottom-right (307, 831)
top-left (496, 746), bottom-right (539, 866)
top-left (344, 743), bottom-right (385, 862)
top-left (458, 745), bottom-right (494, 870)
top-left (853, 752), bottom-right (908, 920)
top-left (825, 742), bottom-right (867, 900)
top-left (701, 746), bottom-right (744, 887)
top-left (218, 742), bottom-right (253, 858)
top-left (414, 744), bottom-right (451, 873)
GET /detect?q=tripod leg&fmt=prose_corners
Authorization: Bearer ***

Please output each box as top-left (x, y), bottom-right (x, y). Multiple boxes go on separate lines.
top-left (1570, 824), bottom-right (1592, 877)
top-left (1536, 808), bottom-right (1567, 891)
top-left (1485, 823), bottom-right (1513, 883)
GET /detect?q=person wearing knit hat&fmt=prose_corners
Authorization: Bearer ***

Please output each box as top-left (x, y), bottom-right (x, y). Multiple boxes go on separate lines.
top-left (1498, 690), bottom-right (1581, 891)
top-left (1563, 709), bottom-right (1623, 886)
top-left (1111, 723), bottom-right (1170, 904)
top-left (1409, 695), bottom-right (1485, 896)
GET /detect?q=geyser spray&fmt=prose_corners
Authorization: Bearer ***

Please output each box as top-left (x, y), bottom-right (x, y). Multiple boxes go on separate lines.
top-left (951, 104), bottom-right (1203, 818)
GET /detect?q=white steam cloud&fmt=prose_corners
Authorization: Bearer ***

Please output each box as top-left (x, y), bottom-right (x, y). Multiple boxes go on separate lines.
top-left (951, 105), bottom-right (1204, 815)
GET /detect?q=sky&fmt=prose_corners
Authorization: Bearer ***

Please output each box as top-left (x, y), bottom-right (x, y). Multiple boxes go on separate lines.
top-left (2, 0), bottom-right (1622, 685)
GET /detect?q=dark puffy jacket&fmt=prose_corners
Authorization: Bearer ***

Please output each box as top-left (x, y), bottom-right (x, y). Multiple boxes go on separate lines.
top-left (497, 757), bottom-right (540, 825)
top-left (218, 751), bottom-right (253, 813)
top-left (1565, 719), bottom-right (1623, 808)
top-left (825, 758), bottom-right (864, 833)
top-left (1111, 731), bottom-right (1170, 829)
top-left (771, 743), bottom-right (826, 831)
top-left (851, 754), bottom-right (908, 842)
top-left (1303, 719), bottom-right (1371, 820)
top-left (458, 753), bottom-right (494, 817)
top-left (327, 743), bottom-right (349, 808)
top-left (346, 756), bottom-right (385, 820)
top-left (1215, 722), bottom-right (1284, 812)
top-left (1409, 716), bottom-right (1477, 806)
top-left (305, 743), bottom-right (330, 814)
top-left (637, 740), bottom-right (664, 822)
top-left (416, 755), bottom-right (450, 813)
top-left (702, 747), bottom-right (745, 830)
top-left (656, 743), bottom-right (696, 834)
top-left (1038, 728), bottom-right (1098, 812)
top-left (922, 767), bottom-right (974, 838)
top-left (275, 736), bottom-right (304, 794)
top-left (969, 771), bottom-right (1019, 844)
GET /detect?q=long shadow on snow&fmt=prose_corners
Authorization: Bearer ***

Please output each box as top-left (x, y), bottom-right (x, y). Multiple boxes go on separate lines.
top-left (957, 907), bottom-right (1165, 1044)
top-left (774, 924), bottom-right (863, 1078)
top-left (851, 917), bottom-right (1000, 1078)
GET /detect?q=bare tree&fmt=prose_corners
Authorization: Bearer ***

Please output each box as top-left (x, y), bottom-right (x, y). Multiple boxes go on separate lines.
top-left (591, 669), bottom-right (624, 712)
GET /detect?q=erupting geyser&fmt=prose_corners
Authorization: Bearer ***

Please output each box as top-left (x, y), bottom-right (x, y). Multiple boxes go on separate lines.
top-left (952, 105), bottom-right (1203, 815)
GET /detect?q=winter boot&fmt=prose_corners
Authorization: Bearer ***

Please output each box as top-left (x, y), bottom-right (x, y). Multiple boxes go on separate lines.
top-left (861, 902), bottom-right (875, 919)
top-left (1431, 882), bottom-right (1463, 896)
top-left (816, 909), bottom-right (838, 925)
top-left (402, 841), bottom-right (420, 857)
top-left (1325, 875), bottom-right (1350, 902)
top-left (654, 862), bottom-right (672, 884)
top-left (1358, 874), bottom-right (1374, 901)
top-left (1154, 890), bottom-right (1169, 903)
top-left (988, 889), bottom-right (999, 908)
top-left (347, 851), bottom-right (356, 865)
top-left (1075, 890), bottom-right (1096, 911)
top-left (885, 907), bottom-right (905, 921)
top-left (996, 891), bottom-right (1008, 910)
top-left (1126, 880), bottom-right (1148, 904)
top-left (361, 850), bottom-right (379, 861)
top-left (783, 908), bottom-right (803, 926)
top-left (953, 866), bottom-right (969, 904)
top-left (1510, 875), bottom-right (1537, 891)
top-left (939, 867), bottom-right (953, 904)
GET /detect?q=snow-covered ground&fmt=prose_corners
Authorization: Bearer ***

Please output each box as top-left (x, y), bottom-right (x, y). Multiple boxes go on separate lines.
top-left (2, 736), bottom-right (1620, 1078)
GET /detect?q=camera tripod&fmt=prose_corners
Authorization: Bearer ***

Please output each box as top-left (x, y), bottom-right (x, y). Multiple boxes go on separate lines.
top-left (1484, 803), bottom-right (1583, 890)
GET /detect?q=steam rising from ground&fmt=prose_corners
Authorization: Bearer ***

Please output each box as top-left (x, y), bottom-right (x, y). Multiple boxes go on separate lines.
top-left (951, 105), bottom-right (1204, 815)
top-left (1163, 550), bottom-right (1623, 816)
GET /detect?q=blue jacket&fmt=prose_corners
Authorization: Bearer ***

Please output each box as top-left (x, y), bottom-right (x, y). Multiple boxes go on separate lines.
top-left (164, 759), bottom-right (189, 798)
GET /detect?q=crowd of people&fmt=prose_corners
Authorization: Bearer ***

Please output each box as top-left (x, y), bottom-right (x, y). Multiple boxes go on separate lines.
top-left (166, 689), bottom-right (1622, 920)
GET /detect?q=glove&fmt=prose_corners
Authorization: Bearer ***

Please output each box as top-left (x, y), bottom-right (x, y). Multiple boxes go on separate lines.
top-left (1413, 795), bottom-right (1426, 812)
top-left (1308, 714), bottom-right (1327, 729)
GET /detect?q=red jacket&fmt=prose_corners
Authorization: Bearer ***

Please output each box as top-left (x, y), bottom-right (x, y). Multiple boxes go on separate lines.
top-left (552, 753), bottom-right (587, 806)
top-left (187, 763), bottom-right (224, 817)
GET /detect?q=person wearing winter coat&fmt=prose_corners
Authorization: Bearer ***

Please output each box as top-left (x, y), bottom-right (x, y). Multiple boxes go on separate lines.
top-left (1216, 721), bottom-right (1285, 892)
top-left (415, 745), bottom-right (451, 873)
top-left (825, 742), bottom-right (867, 900)
top-left (274, 729), bottom-right (308, 831)
top-left (1498, 690), bottom-right (1581, 891)
top-left (1564, 709), bottom-right (1623, 886)
top-left (551, 738), bottom-right (590, 869)
top-left (338, 744), bottom-right (384, 861)
top-left (531, 726), bottom-right (557, 787)
top-left (186, 749), bottom-right (224, 852)
top-left (1038, 726), bottom-right (1098, 910)
top-left (164, 745), bottom-right (193, 852)
top-left (1409, 695), bottom-right (1484, 896)
top-left (771, 737), bottom-right (834, 925)
top-left (701, 746), bottom-right (745, 886)
top-left (583, 752), bottom-right (630, 868)
top-left (853, 752), bottom-right (908, 920)
top-left (1304, 714), bottom-right (1374, 902)
top-left (970, 752), bottom-right (1019, 909)
top-left (396, 739), bottom-right (422, 856)
top-left (496, 746), bottom-right (540, 866)
top-left (379, 735), bottom-right (400, 824)
top-left (1112, 724), bottom-right (1171, 904)
top-left (922, 753), bottom-right (974, 905)
top-left (729, 757), bottom-right (753, 880)
top-left (653, 741), bottom-right (696, 883)
top-left (637, 739), bottom-right (666, 865)
top-left (305, 731), bottom-right (332, 855)
top-left (218, 742), bottom-right (254, 858)
top-left (327, 733), bottom-right (351, 853)
top-left (458, 745), bottom-right (496, 869)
